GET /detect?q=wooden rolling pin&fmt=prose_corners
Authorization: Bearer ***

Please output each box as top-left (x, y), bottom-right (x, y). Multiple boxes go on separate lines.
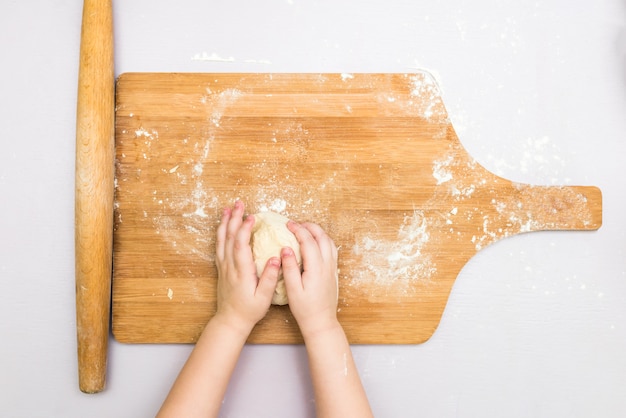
top-left (75, 0), bottom-right (114, 393)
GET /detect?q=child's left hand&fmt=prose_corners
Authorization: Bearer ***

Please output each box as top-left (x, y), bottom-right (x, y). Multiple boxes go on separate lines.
top-left (214, 200), bottom-right (280, 335)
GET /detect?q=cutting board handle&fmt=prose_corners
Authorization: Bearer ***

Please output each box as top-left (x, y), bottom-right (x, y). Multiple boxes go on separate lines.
top-left (75, 0), bottom-right (114, 394)
top-left (508, 184), bottom-right (602, 232)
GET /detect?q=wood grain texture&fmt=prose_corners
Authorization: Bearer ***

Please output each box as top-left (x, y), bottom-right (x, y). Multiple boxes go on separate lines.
top-left (75, 0), bottom-right (114, 393)
top-left (112, 73), bottom-right (602, 344)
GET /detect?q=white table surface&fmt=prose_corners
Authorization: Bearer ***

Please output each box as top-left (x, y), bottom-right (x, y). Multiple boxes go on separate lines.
top-left (1, 1), bottom-right (625, 417)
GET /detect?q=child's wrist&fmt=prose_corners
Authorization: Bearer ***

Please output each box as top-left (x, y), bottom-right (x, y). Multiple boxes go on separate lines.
top-left (299, 316), bottom-right (342, 342)
top-left (211, 310), bottom-right (255, 339)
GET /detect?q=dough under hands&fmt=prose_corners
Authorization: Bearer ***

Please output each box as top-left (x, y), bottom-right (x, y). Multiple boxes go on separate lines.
top-left (250, 211), bottom-right (302, 305)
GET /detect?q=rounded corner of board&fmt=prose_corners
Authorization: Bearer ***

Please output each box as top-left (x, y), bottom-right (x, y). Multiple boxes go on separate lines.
top-left (110, 327), bottom-right (131, 344)
top-left (115, 72), bottom-right (128, 82)
top-left (583, 185), bottom-right (603, 230)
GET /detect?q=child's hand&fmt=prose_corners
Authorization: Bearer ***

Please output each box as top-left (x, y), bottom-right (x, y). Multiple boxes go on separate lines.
top-left (214, 201), bottom-right (280, 335)
top-left (281, 221), bottom-right (339, 339)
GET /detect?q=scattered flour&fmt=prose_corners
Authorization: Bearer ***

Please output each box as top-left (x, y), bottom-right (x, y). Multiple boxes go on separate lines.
top-left (432, 154), bottom-right (454, 184)
top-left (372, 72), bottom-right (448, 123)
top-left (351, 210), bottom-right (436, 295)
top-left (191, 52), bottom-right (235, 62)
top-left (486, 136), bottom-right (568, 185)
top-left (408, 73), bottom-right (447, 121)
top-left (134, 127), bottom-right (158, 139)
top-left (191, 52), bottom-right (271, 65)
top-left (259, 199), bottom-right (287, 213)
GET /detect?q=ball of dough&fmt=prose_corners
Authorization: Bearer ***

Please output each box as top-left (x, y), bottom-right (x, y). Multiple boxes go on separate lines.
top-left (250, 211), bottom-right (302, 305)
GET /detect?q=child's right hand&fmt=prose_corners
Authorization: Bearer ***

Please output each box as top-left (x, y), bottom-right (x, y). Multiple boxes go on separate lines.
top-left (281, 221), bottom-right (340, 339)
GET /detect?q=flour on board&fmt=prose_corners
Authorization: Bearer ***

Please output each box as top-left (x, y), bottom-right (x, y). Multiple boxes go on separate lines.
top-left (408, 73), bottom-right (447, 122)
top-left (142, 88), bottom-right (247, 263)
top-left (432, 152), bottom-right (480, 200)
top-left (351, 210), bottom-right (436, 295)
top-left (259, 199), bottom-right (287, 213)
top-left (432, 154), bottom-right (454, 184)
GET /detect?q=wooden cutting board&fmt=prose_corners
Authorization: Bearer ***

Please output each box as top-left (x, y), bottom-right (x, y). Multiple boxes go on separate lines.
top-left (112, 72), bottom-right (602, 344)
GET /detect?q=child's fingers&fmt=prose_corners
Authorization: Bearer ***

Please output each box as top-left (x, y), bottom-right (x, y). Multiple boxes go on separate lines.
top-left (300, 222), bottom-right (325, 240)
top-left (281, 247), bottom-right (303, 295)
top-left (301, 222), bottom-right (336, 260)
top-left (215, 206), bottom-right (232, 261)
top-left (233, 214), bottom-right (254, 253)
top-left (287, 221), bottom-right (321, 266)
top-left (223, 200), bottom-right (245, 261)
top-left (226, 200), bottom-right (245, 238)
top-left (232, 214), bottom-right (256, 276)
top-left (256, 257), bottom-right (280, 301)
